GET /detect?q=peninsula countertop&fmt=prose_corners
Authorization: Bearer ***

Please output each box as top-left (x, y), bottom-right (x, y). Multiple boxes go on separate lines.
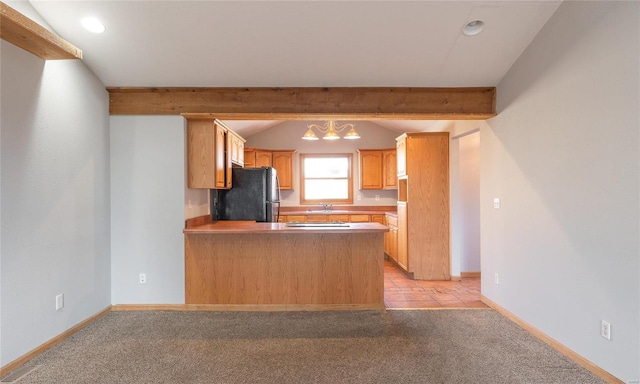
top-left (184, 220), bottom-right (389, 234)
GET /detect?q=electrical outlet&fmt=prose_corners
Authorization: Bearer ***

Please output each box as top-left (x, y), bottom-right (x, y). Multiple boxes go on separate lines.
top-left (56, 294), bottom-right (64, 311)
top-left (601, 320), bottom-right (611, 340)
top-left (375, 195), bottom-right (380, 201)
top-left (494, 273), bottom-right (499, 284)
top-left (493, 198), bottom-right (501, 209)
top-left (139, 273), bottom-right (147, 284)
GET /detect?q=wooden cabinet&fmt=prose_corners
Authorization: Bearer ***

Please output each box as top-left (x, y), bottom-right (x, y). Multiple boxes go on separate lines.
top-left (282, 215), bottom-right (306, 223)
top-left (244, 148), bottom-right (256, 167)
top-left (357, 150), bottom-right (383, 189)
top-left (186, 118), bottom-right (235, 189)
top-left (255, 151), bottom-right (272, 167)
top-left (280, 213), bottom-right (384, 224)
top-left (396, 203), bottom-right (408, 270)
top-left (358, 149), bottom-right (397, 190)
top-left (244, 148), bottom-right (296, 190)
top-left (396, 137), bottom-right (407, 177)
top-left (371, 214), bottom-right (385, 224)
top-left (227, 130), bottom-right (245, 167)
top-left (384, 214), bottom-right (398, 263)
top-left (271, 150), bottom-right (295, 190)
top-left (382, 150), bottom-right (397, 189)
top-left (395, 132), bottom-right (449, 280)
top-left (349, 214), bottom-right (371, 223)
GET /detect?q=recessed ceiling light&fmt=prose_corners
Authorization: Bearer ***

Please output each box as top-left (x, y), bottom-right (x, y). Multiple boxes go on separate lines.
top-left (81, 17), bottom-right (106, 34)
top-left (462, 20), bottom-right (485, 36)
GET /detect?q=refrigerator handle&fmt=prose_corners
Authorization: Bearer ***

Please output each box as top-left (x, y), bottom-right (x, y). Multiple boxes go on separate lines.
top-left (275, 174), bottom-right (281, 222)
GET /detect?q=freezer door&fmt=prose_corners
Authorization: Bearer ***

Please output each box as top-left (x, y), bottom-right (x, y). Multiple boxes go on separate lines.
top-left (218, 168), bottom-right (268, 221)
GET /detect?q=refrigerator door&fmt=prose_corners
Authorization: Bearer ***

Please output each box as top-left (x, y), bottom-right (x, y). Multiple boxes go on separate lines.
top-left (265, 167), bottom-right (281, 222)
top-left (218, 168), bottom-right (268, 221)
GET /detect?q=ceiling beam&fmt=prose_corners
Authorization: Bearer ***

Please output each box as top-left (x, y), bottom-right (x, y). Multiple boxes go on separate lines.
top-left (107, 87), bottom-right (496, 119)
top-left (0, 2), bottom-right (82, 60)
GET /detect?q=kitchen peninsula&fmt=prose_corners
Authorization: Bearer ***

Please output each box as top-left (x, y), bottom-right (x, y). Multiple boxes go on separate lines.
top-left (184, 217), bottom-right (388, 310)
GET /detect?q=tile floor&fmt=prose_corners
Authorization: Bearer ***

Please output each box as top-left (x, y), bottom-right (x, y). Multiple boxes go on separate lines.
top-left (384, 259), bottom-right (488, 309)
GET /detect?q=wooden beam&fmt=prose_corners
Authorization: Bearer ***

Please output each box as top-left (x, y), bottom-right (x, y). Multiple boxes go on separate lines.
top-left (0, 1), bottom-right (82, 60)
top-left (107, 87), bottom-right (496, 119)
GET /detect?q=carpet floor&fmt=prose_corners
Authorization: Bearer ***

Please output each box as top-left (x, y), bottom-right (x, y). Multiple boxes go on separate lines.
top-left (5, 310), bottom-right (604, 384)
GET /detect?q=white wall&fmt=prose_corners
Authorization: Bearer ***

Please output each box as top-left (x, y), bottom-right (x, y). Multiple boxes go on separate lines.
top-left (482, 1), bottom-right (639, 381)
top-left (110, 116), bottom-right (185, 304)
top-left (246, 120), bottom-right (399, 206)
top-left (0, 40), bottom-right (111, 365)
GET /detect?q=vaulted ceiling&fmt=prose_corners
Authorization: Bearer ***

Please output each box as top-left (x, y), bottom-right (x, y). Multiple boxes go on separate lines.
top-left (26, 0), bottom-right (562, 136)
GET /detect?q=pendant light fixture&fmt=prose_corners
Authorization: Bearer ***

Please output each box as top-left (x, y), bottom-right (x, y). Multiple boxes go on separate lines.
top-left (302, 121), bottom-right (361, 140)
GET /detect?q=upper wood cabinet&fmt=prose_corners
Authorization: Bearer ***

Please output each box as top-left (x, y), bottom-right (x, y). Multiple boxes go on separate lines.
top-left (382, 149), bottom-right (397, 189)
top-left (357, 150), bottom-right (383, 189)
top-left (396, 138), bottom-right (407, 177)
top-left (186, 118), bottom-right (244, 189)
top-left (357, 148), bottom-right (397, 190)
top-left (271, 150), bottom-right (295, 190)
top-left (227, 130), bottom-right (246, 167)
top-left (244, 148), bottom-right (296, 190)
top-left (255, 151), bottom-right (273, 167)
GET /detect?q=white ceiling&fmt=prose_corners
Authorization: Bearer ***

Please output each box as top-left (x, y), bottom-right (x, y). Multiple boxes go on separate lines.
top-left (27, 0), bottom-right (562, 136)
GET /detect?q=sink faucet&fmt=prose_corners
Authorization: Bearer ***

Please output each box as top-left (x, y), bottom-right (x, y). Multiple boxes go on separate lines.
top-left (320, 203), bottom-right (333, 211)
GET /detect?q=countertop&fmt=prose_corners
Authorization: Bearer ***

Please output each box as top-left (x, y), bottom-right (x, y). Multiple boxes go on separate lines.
top-left (281, 210), bottom-right (389, 215)
top-left (184, 220), bottom-right (389, 234)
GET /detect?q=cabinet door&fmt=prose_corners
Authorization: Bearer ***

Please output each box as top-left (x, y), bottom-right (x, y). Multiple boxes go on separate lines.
top-left (272, 150), bottom-right (295, 190)
top-left (382, 150), bottom-right (397, 189)
top-left (228, 131), bottom-right (245, 167)
top-left (385, 224), bottom-right (398, 262)
top-left (284, 215), bottom-right (306, 223)
top-left (350, 214), bottom-right (371, 223)
top-left (384, 228), bottom-right (391, 256)
top-left (214, 122), bottom-right (230, 189)
top-left (371, 215), bottom-right (385, 224)
top-left (396, 203), bottom-right (408, 271)
top-left (187, 119), bottom-right (230, 189)
top-left (390, 226), bottom-right (398, 261)
top-left (244, 149), bottom-right (256, 167)
top-left (396, 136), bottom-right (407, 177)
top-left (305, 215), bottom-right (327, 222)
top-left (255, 151), bottom-right (272, 167)
top-left (331, 215), bottom-right (350, 223)
top-left (358, 150), bottom-right (383, 189)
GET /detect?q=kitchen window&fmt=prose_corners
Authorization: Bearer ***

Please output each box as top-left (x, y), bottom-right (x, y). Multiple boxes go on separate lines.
top-left (300, 154), bottom-right (353, 205)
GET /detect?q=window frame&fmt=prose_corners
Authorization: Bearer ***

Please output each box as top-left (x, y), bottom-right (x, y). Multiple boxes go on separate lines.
top-left (299, 153), bottom-right (354, 205)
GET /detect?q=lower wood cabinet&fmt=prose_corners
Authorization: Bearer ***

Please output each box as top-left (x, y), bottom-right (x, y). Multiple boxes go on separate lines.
top-left (396, 203), bottom-right (408, 271)
top-left (280, 213), bottom-right (387, 224)
top-left (384, 214), bottom-right (398, 263)
top-left (371, 215), bottom-right (385, 224)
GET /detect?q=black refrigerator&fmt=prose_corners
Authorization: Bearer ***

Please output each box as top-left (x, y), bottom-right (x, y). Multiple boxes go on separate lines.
top-left (213, 167), bottom-right (280, 222)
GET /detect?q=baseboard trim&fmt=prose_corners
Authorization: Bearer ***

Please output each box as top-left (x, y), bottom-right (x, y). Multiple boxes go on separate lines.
top-left (111, 303), bottom-right (386, 311)
top-left (461, 271), bottom-right (481, 278)
top-left (480, 295), bottom-right (623, 384)
top-left (0, 305), bottom-right (112, 377)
